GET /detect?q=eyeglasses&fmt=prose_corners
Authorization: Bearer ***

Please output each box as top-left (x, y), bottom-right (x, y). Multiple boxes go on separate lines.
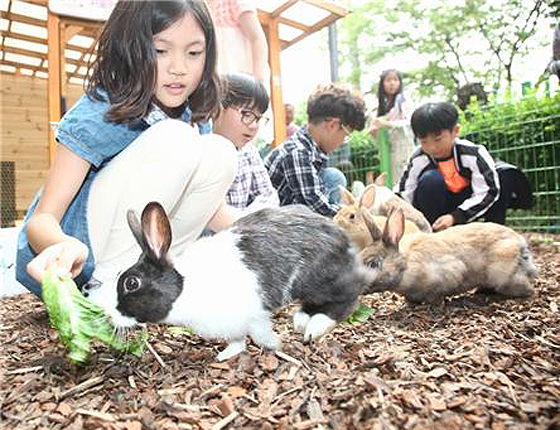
top-left (340, 123), bottom-right (352, 142)
top-left (239, 108), bottom-right (269, 126)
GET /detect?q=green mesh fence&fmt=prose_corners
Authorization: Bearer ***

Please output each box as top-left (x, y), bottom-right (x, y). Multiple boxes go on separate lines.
top-left (332, 129), bottom-right (382, 191)
top-left (464, 106), bottom-right (560, 233)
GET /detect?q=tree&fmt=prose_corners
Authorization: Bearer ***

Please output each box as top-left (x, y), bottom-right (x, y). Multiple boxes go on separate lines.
top-left (338, 0), bottom-right (552, 100)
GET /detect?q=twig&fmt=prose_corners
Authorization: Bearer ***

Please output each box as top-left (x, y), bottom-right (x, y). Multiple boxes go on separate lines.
top-left (6, 366), bottom-right (43, 375)
top-left (75, 408), bottom-right (115, 422)
top-left (146, 340), bottom-right (166, 369)
top-left (60, 376), bottom-right (103, 400)
top-left (271, 386), bottom-right (302, 405)
top-left (275, 350), bottom-right (301, 367)
top-left (211, 411), bottom-right (239, 430)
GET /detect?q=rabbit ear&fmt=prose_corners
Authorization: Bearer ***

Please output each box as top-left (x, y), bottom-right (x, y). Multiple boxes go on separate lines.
top-left (383, 209), bottom-right (404, 248)
top-left (340, 185), bottom-right (355, 205)
top-left (360, 207), bottom-right (383, 241)
top-left (140, 202), bottom-right (172, 260)
top-left (375, 172), bottom-right (387, 186)
top-left (127, 209), bottom-right (148, 251)
top-left (359, 184), bottom-right (377, 210)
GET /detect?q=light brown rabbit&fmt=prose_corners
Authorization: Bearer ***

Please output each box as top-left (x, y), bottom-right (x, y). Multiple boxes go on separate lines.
top-left (359, 208), bottom-right (538, 304)
top-left (367, 173), bottom-right (432, 233)
top-left (334, 185), bottom-right (421, 250)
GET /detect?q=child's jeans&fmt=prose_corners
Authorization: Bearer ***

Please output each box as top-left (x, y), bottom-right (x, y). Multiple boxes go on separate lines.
top-left (322, 167), bottom-right (347, 205)
top-left (412, 169), bottom-right (511, 225)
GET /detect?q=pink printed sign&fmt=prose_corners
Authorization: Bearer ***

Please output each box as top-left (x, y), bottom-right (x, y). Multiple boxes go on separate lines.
top-left (48, 0), bottom-right (117, 21)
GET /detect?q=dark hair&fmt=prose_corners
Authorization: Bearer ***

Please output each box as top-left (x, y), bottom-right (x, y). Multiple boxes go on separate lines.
top-left (456, 82), bottom-right (488, 111)
top-left (86, 0), bottom-right (220, 125)
top-left (306, 84), bottom-right (366, 131)
top-left (410, 102), bottom-right (459, 139)
top-left (377, 69), bottom-right (404, 116)
top-left (220, 72), bottom-right (269, 114)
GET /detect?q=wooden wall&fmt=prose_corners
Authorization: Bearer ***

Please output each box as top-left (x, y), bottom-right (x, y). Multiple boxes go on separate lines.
top-left (0, 74), bottom-right (84, 220)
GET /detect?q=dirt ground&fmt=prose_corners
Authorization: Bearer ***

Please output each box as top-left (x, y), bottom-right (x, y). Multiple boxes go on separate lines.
top-left (1, 233), bottom-right (559, 430)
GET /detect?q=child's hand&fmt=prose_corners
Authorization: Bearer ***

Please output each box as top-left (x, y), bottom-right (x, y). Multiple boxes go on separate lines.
top-left (432, 214), bottom-right (455, 232)
top-left (368, 122), bottom-right (380, 137)
top-left (27, 239), bottom-right (89, 283)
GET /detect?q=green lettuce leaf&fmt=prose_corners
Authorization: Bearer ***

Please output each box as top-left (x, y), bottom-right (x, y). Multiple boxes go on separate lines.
top-left (345, 302), bottom-right (374, 324)
top-left (42, 270), bottom-right (146, 363)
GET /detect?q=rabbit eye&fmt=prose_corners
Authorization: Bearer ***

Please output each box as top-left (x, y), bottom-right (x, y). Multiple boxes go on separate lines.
top-left (367, 257), bottom-right (383, 269)
top-left (123, 276), bottom-right (141, 293)
top-left (349, 213), bottom-right (355, 220)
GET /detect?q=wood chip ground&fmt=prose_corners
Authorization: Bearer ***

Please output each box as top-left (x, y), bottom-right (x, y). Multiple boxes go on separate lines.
top-left (1, 233), bottom-right (559, 430)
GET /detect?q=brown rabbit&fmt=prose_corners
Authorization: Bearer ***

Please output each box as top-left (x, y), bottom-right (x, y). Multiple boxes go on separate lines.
top-left (334, 185), bottom-right (421, 250)
top-left (367, 173), bottom-right (432, 233)
top-left (359, 208), bottom-right (537, 304)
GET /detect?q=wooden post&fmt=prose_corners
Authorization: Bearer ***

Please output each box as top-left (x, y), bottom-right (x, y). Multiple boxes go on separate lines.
top-left (264, 17), bottom-right (286, 147)
top-left (47, 10), bottom-right (62, 166)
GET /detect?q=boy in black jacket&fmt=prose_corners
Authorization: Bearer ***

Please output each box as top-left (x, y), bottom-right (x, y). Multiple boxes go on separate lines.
top-left (397, 102), bottom-right (525, 232)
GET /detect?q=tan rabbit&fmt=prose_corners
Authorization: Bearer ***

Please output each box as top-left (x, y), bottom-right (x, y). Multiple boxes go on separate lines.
top-left (368, 173), bottom-right (432, 233)
top-left (359, 208), bottom-right (537, 304)
top-left (334, 185), bottom-right (421, 250)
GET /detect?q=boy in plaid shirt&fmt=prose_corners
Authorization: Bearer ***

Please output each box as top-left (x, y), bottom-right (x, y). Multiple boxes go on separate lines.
top-left (265, 84), bottom-right (366, 217)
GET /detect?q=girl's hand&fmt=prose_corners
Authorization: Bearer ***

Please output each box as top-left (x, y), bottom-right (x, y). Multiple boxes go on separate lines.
top-left (368, 123), bottom-right (380, 137)
top-left (27, 239), bottom-right (89, 283)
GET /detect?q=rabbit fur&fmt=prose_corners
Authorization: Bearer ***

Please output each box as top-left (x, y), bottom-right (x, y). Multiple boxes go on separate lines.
top-left (368, 173), bottom-right (432, 233)
top-left (359, 208), bottom-right (537, 304)
top-left (334, 185), bottom-right (422, 250)
top-left (109, 202), bottom-right (374, 361)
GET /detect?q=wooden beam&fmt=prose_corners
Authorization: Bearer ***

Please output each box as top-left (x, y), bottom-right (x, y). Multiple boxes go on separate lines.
top-left (1, 31), bottom-right (94, 55)
top-left (283, 14), bottom-right (338, 50)
top-left (46, 9), bottom-right (61, 165)
top-left (302, 0), bottom-right (349, 17)
top-left (271, 0), bottom-right (299, 18)
top-left (264, 18), bottom-right (286, 147)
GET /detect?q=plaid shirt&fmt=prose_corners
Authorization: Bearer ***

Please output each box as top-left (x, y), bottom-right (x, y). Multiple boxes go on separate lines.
top-left (227, 144), bottom-right (279, 214)
top-left (264, 127), bottom-right (339, 217)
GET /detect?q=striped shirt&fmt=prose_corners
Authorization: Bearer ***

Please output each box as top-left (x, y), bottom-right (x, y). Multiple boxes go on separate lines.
top-left (397, 138), bottom-right (500, 223)
top-left (227, 143), bottom-right (279, 214)
top-left (264, 127), bottom-right (339, 217)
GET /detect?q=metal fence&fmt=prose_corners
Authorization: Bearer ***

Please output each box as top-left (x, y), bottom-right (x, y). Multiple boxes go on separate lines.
top-left (464, 107), bottom-right (560, 232)
top-left (340, 101), bottom-right (560, 232)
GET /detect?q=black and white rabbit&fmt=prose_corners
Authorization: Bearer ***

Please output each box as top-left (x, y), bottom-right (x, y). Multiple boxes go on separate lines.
top-left (109, 202), bottom-right (373, 361)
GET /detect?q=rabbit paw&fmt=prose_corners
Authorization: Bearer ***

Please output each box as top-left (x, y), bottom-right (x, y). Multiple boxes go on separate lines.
top-left (217, 340), bottom-right (246, 361)
top-left (303, 314), bottom-right (336, 343)
top-left (249, 321), bottom-right (282, 351)
top-left (292, 310), bottom-right (311, 334)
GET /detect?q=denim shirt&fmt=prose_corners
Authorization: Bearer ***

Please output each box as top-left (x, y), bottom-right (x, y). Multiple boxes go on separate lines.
top-left (16, 91), bottom-right (211, 297)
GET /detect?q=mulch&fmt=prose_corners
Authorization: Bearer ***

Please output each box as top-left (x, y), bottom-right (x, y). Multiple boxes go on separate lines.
top-left (1, 233), bottom-right (559, 430)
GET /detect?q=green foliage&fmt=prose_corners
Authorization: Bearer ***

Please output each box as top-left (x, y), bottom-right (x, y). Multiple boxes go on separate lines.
top-left (460, 92), bottom-right (560, 231)
top-left (338, 0), bottom-right (552, 100)
top-left (346, 302), bottom-right (374, 324)
top-left (346, 130), bottom-right (381, 185)
top-left (42, 270), bottom-right (147, 363)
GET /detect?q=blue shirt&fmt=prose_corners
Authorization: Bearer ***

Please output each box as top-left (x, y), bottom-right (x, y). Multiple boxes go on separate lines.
top-left (16, 91), bottom-right (210, 297)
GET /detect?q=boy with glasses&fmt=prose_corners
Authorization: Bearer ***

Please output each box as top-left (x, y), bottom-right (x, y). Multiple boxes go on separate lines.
top-left (265, 84), bottom-right (366, 217)
top-left (213, 73), bottom-right (279, 215)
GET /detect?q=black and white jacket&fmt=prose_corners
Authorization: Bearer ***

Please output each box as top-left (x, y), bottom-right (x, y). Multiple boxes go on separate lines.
top-left (397, 138), bottom-right (500, 224)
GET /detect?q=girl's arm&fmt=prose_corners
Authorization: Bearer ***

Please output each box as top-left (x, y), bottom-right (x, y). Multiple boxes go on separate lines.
top-left (206, 200), bottom-right (241, 232)
top-left (26, 144), bottom-right (91, 281)
top-left (238, 10), bottom-right (269, 84)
